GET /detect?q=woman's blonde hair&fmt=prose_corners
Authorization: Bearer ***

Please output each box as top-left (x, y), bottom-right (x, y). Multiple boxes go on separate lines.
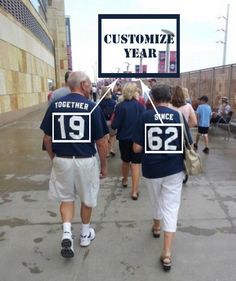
top-left (182, 87), bottom-right (190, 100)
top-left (122, 83), bottom-right (138, 100)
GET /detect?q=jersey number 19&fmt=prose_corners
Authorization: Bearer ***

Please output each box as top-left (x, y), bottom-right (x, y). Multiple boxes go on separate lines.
top-left (58, 115), bottom-right (85, 140)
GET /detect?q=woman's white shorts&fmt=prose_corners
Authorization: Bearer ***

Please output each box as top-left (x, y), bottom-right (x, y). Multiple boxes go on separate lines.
top-left (146, 171), bottom-right (184, 232)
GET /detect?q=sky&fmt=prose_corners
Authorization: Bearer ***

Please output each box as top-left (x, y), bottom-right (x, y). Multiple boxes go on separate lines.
top-left (64, 0), bottom-right (236, 81)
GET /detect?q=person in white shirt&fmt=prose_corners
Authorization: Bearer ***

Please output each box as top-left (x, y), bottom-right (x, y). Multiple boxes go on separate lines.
top-left (49, 71), bottom-right (71, 104)
top-left (211, 96), bottom-right (232, 124)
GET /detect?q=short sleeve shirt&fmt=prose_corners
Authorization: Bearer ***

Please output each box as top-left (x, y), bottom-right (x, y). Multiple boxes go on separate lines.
top-left (196, 104), bottom-right (212, 127)
top-left (49, 87), bottom-right (70, 104)
top-left (111, 99), bottom-right (145, 140)
top-left (133, 106), bottom-right (189, 179)
top-left (40, 93), bottom-right (109, 157)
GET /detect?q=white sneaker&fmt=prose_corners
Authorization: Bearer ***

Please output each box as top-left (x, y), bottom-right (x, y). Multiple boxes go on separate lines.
top-left (80, 228), bottom-right (96, 247)
top-left (61, 231), bottom-right (74, 258)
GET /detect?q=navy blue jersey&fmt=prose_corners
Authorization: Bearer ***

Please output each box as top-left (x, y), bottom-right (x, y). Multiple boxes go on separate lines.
top-left (133, 106), bottom-right (192, 179)
top-left (112, 92), bottom-right (119, 102)
top-left (40, 93), bottom-right (109, 157)
top-left (111, 99), bottom-right (145, 140)
top-left (99, 98), bottom-right (116, 120)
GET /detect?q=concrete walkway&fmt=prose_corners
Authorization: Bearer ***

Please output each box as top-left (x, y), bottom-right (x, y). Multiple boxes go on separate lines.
top-left (0, 105), bottom-right (236, 281)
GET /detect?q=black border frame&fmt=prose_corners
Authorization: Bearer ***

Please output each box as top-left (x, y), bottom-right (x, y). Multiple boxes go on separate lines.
top-left (98, 14), bottom-right (180, 78)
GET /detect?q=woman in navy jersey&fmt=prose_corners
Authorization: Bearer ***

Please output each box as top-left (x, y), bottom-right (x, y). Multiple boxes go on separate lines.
top-left (133, 84), bottom-right (192, 271)
top-left (111, 83), bottom-right (145, 200)
top-left (99, 86), bottom-right (117, 157)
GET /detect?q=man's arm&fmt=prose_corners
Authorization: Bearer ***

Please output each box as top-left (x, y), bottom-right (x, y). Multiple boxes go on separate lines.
top-left (95, 136), bottom-right (108, 178)
top-left (43, 134), bottom-right (55, 160)
top-left (225, 105), bottom-right (231, 115)
top-left (218, 104), bottom-right (223, 115)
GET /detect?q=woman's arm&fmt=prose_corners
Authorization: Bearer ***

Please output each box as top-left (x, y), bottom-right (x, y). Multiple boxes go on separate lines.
top-left (188, 107), bottom-right (198, 128)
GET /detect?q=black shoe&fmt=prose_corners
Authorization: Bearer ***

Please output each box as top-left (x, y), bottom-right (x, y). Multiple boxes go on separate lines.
top-left (152, 227), bottom-right (161, 238)
top-left (131, 192), bottom-right (139, 200)
top-left (61, 232), bottom-right (74, 258)
top-left (160, 256), bottom-right (172, 271)
top-left (193, 143), bottom-right (198, 150)
top-left (61, 247), bottom-right (74, 258)
top-left (121, 178), bottom-right (128, 188)
top-left (183, 174), bottom-right (189, 184)
top-left (202, 147), bottom-right (209, 154)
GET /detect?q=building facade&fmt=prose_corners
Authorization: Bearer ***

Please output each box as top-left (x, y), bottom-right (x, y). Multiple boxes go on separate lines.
top-left (66, 16), bottom-right (72, 71)
top-left (0, 0), bottom-right (69, 120)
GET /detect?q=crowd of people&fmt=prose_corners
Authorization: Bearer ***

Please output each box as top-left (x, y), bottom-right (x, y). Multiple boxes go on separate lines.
top-left (42, 71), bottom-right (233, 271)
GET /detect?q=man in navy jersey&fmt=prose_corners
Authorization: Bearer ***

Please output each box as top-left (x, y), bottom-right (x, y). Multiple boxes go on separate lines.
top-left (40, 71), bottom-right (108, 258)
top-left (133, 84), bottom-right (192, 271)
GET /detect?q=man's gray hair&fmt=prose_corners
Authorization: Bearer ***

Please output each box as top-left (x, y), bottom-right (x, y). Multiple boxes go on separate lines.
top-left (67, 71), bottom-right (90, 90)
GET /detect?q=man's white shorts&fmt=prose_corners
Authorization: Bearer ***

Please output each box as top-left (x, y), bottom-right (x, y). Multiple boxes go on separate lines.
top-left (49, 156), bottom-right (100, 207)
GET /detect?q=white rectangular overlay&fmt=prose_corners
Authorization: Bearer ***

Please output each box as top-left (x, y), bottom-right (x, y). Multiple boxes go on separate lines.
top-left (52, 112), bottom-right (91, 143)
top-left (144, 123), bottom-right (183, 154)
top-left (101, 17), bottom-right (177, 74)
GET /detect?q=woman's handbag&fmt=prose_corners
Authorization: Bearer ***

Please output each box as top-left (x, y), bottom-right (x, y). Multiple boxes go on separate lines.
top-left (179, 113), bottom-right (202, 176)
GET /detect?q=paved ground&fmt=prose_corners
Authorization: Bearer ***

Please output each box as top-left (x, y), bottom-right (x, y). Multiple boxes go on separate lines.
top-left (0, 105), bottom-right (236, 281)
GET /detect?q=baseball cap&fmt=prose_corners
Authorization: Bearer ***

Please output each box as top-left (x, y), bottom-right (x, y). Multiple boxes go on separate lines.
top-left (199, 95), bottom-right (208, 102)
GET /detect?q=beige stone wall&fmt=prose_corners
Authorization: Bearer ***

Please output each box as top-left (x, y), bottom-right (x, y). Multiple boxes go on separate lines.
top-left (47, 0), bottom-right (68, 88)
top-left (0, 39), bottom-right (55, 114)
top-left (0, 6), bottom-right (55, 67)
top-left (0, 4), bottom-right (56, 115)
top-left (0, 0), bottom-right (69, 116)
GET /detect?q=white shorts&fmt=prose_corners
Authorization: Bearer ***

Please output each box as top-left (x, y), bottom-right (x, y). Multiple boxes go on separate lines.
top-left (145, 171), bottom-right (184, 232)
top-left (49, 156), bottom-right (100, 207)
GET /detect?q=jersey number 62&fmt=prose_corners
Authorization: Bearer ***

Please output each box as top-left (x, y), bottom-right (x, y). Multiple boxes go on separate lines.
top-left (144, 124), bottom-right (183, 154)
